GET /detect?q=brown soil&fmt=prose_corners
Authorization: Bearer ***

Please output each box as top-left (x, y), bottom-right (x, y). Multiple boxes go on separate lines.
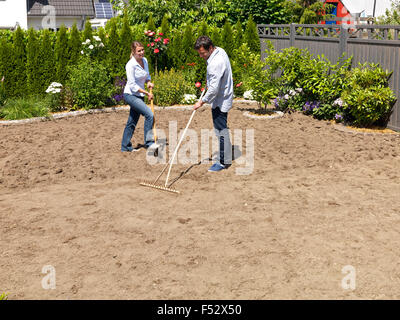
top-left (1, 104), bottom-right (400, 299)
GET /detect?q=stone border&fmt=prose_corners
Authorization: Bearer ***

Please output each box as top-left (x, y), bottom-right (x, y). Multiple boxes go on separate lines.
top-left (332, 122), bottom-right (400, 136)
top-left (242, 110), bottom-right (284, 120)
top-left (0, 99), bottom-right (258, 126)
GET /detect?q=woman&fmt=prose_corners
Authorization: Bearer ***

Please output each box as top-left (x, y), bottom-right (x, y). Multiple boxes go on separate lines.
top-left (121, 41), bottom-right (155, 152)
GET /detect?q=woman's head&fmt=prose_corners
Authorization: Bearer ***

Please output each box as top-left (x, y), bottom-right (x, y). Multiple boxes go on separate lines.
top-left (130, 41), bottom-right (145, 59)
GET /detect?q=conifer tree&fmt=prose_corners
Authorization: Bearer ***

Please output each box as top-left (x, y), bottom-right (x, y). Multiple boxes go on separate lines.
top-left (0, 36), bottom-right (13, 99)
top-left (169, 30), bottom-right (184, 68)
top-left (69, 23), bottom-right (81, 67)
top-left (182, 24), bottom-right (196, 63)
top-left (160, 14), bottom-right (170, 36)
top-left (82, 19), bottom-right (93, 42)
top-left (119, 12), bottom-right (133, 72)
top-left (211, 27), bottom-right (220, 47)
top-left (11, 27), bottom-right (26, 97)
top-left (235, 21), bottom-right (243, 47)
top-left (55, 24), bottom-right (70, 84)
top-left (221, 20), bottom-right (234, 57)
top-left (106, 18), bottom-right (120, 78)
top-left (39, 29), bottom-right (55, 93)
top-left (244, 15), bottom-right (260, 53)
top-left (26, 28), bottom-right (41, 95)
top-left (198, 21), bottom-right (208, 38)
top-left (146, 13), bottom-right (156, 32)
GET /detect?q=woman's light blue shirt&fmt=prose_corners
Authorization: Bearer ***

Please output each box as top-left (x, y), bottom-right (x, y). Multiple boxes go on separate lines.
top-left (124, 57), bottom-right (151, 97)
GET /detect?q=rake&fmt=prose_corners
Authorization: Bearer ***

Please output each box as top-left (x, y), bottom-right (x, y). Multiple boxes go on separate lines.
top-left (140, 89), bottom-right (206, 194)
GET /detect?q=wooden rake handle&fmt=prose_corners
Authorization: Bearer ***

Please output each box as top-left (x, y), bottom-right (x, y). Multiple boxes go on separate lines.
top-left (149, 88), bottom-right (157, 142)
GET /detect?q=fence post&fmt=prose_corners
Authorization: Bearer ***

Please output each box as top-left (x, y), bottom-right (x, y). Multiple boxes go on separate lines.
top-left (290, 23), bottom-right (295, 47)
top-left (339, 24), bottom-right (348, 58)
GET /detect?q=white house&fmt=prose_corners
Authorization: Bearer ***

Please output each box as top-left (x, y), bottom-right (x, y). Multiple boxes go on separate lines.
top-left (0, 0), bottom-right (28, 30)
top-left (0, 0), bottom-right (117, 31)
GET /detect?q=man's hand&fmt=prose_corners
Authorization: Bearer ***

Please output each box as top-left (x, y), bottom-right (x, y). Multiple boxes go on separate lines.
top-left (194, 100), bottom-right (204, 110)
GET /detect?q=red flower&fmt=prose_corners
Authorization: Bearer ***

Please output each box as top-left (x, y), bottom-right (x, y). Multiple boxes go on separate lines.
top-left (201, 88), bottom-right (205, 91)
top-left (163, 38), bottom-right (169, 45)
top-left (159, 32), bottom-right (164, 36)
top-left (195, 82), bottom-right (201, 88)
top-left (154, 48), bottom-right (159, 53)
top-left (154, 37), bottom-right (160, 42)
top-left (236, 82), bottom-right (243, 88)
top-left (150, 42), bottom-right (154, 47)
top-left (147, 44), bottom-right (150, 47)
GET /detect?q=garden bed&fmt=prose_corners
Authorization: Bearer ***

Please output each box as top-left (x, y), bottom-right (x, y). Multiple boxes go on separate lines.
top-left (1, 105), bottom-right (400, 299)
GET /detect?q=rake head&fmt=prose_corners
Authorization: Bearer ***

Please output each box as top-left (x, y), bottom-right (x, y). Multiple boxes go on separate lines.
top-left (139, 181), bottom-right (180, 194)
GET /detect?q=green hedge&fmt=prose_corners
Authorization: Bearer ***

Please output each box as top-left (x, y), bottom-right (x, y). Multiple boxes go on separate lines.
top-left (0, 16), bottom-right (259, 103)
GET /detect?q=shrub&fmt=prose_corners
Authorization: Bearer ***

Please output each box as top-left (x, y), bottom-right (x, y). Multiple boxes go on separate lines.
top-left (0, 293), bottom-right (8, 300)
top-left (0, 95), bottom-right (49, 120)
top-left (67, 58), bottom-right (113, 110)
top-left (0, 76), bottom-right (6, 107)
top-left (54, 25), bottom-right (69, 84)
top-left (152, 68), bottom-right (189, 106)
top-left (341, 63), bottom-right (396, 127)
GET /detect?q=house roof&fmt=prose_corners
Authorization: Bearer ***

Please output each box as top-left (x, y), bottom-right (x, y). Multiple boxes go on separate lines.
top-left (27, 0), bottom-right (95, 17)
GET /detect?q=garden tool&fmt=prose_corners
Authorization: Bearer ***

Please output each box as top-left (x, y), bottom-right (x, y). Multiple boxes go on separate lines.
top-left (147, 87), bottom-right (161, 153)
top-left (140, 89), bottom-right (206, 194)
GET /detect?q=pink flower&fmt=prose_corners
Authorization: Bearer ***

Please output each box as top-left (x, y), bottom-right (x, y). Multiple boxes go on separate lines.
top-left (201, 88), bottom-right (205, 91)
top-left (150, 42), bottom-right (154, 47)
top-left (159, 32), bottom-right (164, 36)
top-left (163, 38), bottom-right (169, 45)
top-left (149, 31), bottom-right (155, 37)
top-left (147, 44), bottom-right (150, 47)
top-left (236, 82), bottom-right (243, 88)
top-left (195, 82), bottom-right (201, 88)
top-left (154, 48), bottom-right (159, 53)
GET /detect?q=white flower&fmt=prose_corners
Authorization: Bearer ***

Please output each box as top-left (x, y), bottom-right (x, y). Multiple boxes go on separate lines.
top-left (85, 39), bottom-right (91, 44)
top-left (284, 94), bottom-right (290, 100)
top-left (289, 89), bottom-right (296, 96)
top-left (81, 50), bottom-right (84, 54)
top-left (50, 82), bottom-right (62, 88)
top-left (99, 42), bottom-right (104, 47)
top-left (89, 45), bottom-right (94, 50)
top-left (183, 93), bottom-right (197, 104)
top-left (93, 36), bottom-right (101, 42)
top-left (296, 88), bottom-right (303, 93)
top-left (333, 98), bottom-right (344, 107)
top-left (243, 90), bottom-right (254, 100)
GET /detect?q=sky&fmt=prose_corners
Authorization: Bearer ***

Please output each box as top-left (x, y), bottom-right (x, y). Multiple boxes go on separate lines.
top-left (341, 0), bottom-right (393, 17)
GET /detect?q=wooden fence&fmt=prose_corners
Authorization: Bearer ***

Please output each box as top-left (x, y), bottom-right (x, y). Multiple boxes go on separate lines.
top-left (258, 24), bottom-right (400, 131)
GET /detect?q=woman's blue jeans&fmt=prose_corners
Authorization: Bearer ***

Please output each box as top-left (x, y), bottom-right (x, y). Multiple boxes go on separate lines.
top-left (121, 93), bottom-right (154, 151)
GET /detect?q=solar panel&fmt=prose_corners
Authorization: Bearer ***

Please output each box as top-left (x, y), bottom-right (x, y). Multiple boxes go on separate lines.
top-left (94, 3), bottom-right (114, 19)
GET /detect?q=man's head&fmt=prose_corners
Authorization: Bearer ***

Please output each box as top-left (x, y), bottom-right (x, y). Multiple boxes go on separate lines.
top-left (194, 36), bottom-right (215, 60)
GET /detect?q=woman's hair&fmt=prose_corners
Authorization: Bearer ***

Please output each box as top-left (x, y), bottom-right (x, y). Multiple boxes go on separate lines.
top-left (130, 41), bottom-right (144, 58)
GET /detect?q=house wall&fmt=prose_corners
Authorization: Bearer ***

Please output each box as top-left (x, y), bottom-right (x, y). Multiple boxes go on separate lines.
top-left (28, 16), bottom-right (86, 30)
top-left (0, 0), bottom-right (28, 29)
top-left (322, 0), bottom-right (352, 25)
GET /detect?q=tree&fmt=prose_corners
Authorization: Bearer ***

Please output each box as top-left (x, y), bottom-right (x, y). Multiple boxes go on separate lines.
top-left (160, 14), bottom-right (170, 36)
top-left (198, 21), bottom-right (209, 38)
top-left (284, 0), bottom-right (333, 24)
top-left (106, 18), bottom-right (121, 78)
top-left (211, 27), bottom-right (221, 47)
top-left (221, 20), bottom-right (234, 57)
top-left (0, 35), bottom-right (13, 99)
top-left (38, 29), bottom-right (55, 93)
top-left (11, 27), bottom-right (26, 97)
top-left (377, 0), bottom-right (400, 25)
top-left (119, 12), bottom-right (133, 70)
top-left (54, 24), bottom-right (70, 84)
top-left (82, 19), bottom-right (93, 42)
top-left (146, 13), bottom-right (156, 32)
top-left (234, 20), bottom-right (243, 46)
top-left (182, 24), bottom-right (196, 63)
top-left (69, 23), bottom-right (82, 67)
top-left (244, 15), bottom-right (260, 53)
top-left (26, 28), bottom-right (41, 95)
top-left (229, 0), bottom-right (289, 24)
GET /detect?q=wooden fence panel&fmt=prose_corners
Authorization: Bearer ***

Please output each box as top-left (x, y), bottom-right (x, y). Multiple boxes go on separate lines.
top-left (258, 24), bottom-right (400, 131)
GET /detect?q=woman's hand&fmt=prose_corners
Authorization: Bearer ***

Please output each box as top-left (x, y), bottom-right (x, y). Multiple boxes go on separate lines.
top-left (147, 92), bottom-right (154, 100)
top-left (147, 82), bottom-right (154, 89)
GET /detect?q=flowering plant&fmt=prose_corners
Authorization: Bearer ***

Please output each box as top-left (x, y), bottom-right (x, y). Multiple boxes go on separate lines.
top-left (243, 90), bottom-right (254, 100)
top-left (144, 30), bottom-right (169, 72)
top-left (182, 93), bottom-right (197, 104)
top-left (80, 36), bottom-right (104, 58)
top-left (111, 77), bottom-right (127, 105)
top-left (45, 82), bottom-right (63, 111)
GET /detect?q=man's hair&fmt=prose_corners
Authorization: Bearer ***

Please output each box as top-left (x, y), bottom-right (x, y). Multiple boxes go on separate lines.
top-left (194, 36), bottom-right (214, 50)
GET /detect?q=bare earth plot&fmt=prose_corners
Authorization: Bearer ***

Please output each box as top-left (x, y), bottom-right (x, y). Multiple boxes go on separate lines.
top-left (1, 104), bottom-right (400, 299)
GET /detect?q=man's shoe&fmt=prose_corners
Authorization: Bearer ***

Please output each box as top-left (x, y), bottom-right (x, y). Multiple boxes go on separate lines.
top-left (208, 162), bottom-right (226, 172)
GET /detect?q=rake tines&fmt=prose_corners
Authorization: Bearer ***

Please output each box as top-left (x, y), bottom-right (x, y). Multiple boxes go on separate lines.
top-left (139, 181), bottom-right (180, 194)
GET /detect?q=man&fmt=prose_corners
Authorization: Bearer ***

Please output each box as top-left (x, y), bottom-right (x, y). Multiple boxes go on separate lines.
top-left (194, 36), bottom-right (233, 172)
